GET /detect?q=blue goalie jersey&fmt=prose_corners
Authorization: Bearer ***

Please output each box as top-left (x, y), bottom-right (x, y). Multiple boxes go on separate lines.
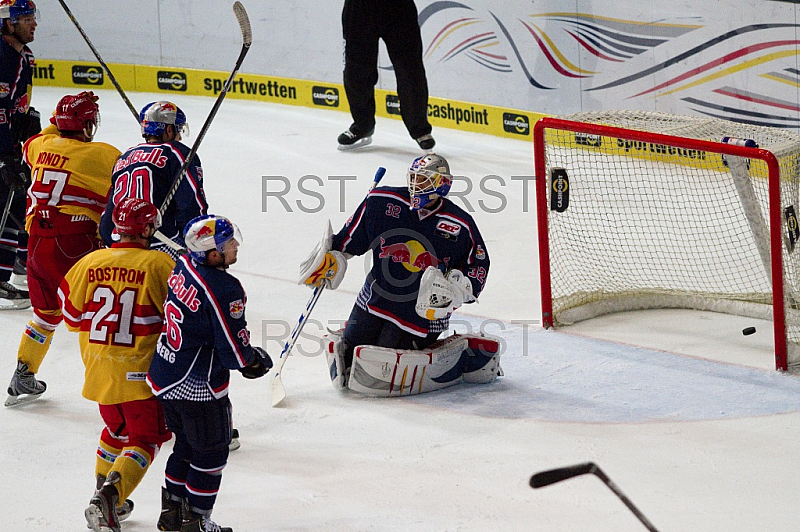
top-left (99, 140), bottom-right (208, 247)
top-left (332, 186), bottom-right (489, 336)
top-left (147, 255), bottom-right (257, 401)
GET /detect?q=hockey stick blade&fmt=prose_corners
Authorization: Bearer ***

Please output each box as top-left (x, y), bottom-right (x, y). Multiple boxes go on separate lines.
top-left (531, 462), bottom-right (660, 532)
top-left (158, 1), bottom-right (252, 217)
top-left (530, 462), bottom-right (596, 488)
top-left (269, 284), bottom-right (325, 406)
top-left (233, 1), bottom-right (253, 47)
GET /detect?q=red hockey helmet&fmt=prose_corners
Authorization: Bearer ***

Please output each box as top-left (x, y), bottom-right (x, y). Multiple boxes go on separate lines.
top-left (112, 197), bottom-right (162, 237)
top-left (50, 91), bottom-right (100, 134)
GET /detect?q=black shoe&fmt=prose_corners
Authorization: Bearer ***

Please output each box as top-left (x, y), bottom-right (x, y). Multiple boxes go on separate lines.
top-left (337, 126), bottom-right (374, 150)
top-left (415, 134), bottom-right (435, 151)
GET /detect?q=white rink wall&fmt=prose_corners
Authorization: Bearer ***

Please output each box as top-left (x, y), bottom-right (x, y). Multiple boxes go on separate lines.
top-left (37, 0), bottom-right (800, 127)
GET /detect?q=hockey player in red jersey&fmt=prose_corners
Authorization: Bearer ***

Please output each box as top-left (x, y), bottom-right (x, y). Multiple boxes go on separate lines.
top-left (4, 91), bottom-right (120, 407)
top-left (147, 214), bottom-right (272, 532)
top-left (60, 198), bottom-right (175, 532)
top-left (300, 154), bottom-right (501, 396)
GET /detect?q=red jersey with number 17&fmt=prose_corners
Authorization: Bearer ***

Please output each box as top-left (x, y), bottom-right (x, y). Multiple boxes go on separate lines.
top-left (59, 243), bottom-right (174, 405)
top-left (23, 124), bottom-right (121, 232)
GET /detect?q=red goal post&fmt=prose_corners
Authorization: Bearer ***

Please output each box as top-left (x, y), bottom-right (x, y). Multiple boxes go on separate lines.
top-left (533, 112), bottom-right (800, 371)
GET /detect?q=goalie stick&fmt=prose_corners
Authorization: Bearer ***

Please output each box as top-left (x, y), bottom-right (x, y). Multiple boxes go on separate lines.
top-left (530, 462), bottom-right (660, 532)
top-left (269, 166), bottom-right (386, 407)
top-left (56, 0), bottom-right (139, 120)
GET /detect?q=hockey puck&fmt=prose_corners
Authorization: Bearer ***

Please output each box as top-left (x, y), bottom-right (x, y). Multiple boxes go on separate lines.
top-left (742, 327), bottom-right (756, 336)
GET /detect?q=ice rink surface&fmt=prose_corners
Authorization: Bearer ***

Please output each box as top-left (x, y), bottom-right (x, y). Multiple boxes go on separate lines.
top-left (2, 87), bottom-right (799, 531)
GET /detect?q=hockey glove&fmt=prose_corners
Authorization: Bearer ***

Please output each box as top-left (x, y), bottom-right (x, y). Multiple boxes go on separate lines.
top-left (240, 346), bottom-right (273, 379)
top-left (0, 154), bottom-right (28, 191)
top-left (12, 107), bottom-right (41, 144)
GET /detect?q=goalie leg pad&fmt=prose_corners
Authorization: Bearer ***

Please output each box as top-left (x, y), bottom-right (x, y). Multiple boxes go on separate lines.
top-left (461, 336), bottom-right (503, 383)
top-left (323, 329), bottom-right (349, 390)
top-left (347, 334), bottom-right (502, 396)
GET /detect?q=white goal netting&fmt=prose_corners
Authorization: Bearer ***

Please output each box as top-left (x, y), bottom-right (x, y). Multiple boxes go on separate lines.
top-left (536, 111), bottom-right (800, 370)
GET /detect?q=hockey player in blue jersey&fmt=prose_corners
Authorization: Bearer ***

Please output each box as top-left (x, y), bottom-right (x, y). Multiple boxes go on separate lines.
top-left (0, 0), bottom-right (39, 309)
top-left (147, 214), bottom-right (272, 532)
top-left (300, 153), bottom-right (501, 396)
top-left (99, 101), bottom-right (208, 257)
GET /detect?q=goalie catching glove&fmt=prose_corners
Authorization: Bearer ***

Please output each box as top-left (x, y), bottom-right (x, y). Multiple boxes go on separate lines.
top-left (299, 220), bottom-right (348, 289)
top-left (415, 267), bottom-right (475, 320)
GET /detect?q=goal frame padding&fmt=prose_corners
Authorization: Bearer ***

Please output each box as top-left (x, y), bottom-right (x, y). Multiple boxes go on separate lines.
top-left (533, 117), bottom-right (787, 371)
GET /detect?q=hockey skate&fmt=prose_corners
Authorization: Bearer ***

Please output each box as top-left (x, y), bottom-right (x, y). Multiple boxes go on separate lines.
top-left (157, 487), bottom-right (185, 531)
top-left (87, 474), bottom-right (134, 528)
top-left (229, 428), bottom-right (241, 452)
top-left (182, 511), bottom-right (233, 532)
top-left (85, 471), bottom-right (121, 532)
top-left (5, 360), bottom-right (46, 407)
top-left (0, 280), bottom-right (30, 310)
top-left (337, 125), bottom-right (374, 150)
top-left (415, 133), bottom-right (436, 151)
top-left (10, 257), bottom-right (26, 288)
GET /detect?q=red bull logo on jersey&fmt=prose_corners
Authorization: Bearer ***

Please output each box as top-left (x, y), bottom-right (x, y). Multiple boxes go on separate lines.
top-left (378, 237), bottom-right (445, 273)
top-left (229, 299), bottom-right (244, 319)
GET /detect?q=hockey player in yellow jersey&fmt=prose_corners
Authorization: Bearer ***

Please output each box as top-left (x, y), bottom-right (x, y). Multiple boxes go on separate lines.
top-left (59, 198), bottom-right (175, 532)
top-left (5, 91), bottom-right (121, 407)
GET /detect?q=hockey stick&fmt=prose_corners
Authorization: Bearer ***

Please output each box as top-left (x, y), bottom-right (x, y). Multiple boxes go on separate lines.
top-left (0, 190), bottom-right (14, 240)
top-left (158, 1), bottom-right (252, 219)
top-left (56, 0), bottom-right (138, 121)
top-left (269, 166), bottom-right (386, 406)
top-left (530, 462), bottom-right (660, 532)
top-left (150, 1), bottom-right (251, 252)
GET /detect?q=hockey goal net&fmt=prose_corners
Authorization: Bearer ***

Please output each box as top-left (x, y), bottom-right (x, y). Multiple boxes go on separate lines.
top-left (534, 111), bottom-right (800, 372)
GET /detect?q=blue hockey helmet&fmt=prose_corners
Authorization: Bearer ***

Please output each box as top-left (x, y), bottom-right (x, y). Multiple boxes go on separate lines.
top-left (183, 214), bottom-right (242, 263)
top-left (0, 0), bottom-right (37, 23)
top-left (139, 101), bottom-right (189, 138)
top-left (407, 153), bottom-right (452, 210)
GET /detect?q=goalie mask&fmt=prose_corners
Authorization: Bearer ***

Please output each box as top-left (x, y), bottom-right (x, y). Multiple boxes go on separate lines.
top-left (183, 214), bottom-right (242, 263)
top-left (140, 101), bottom-right (189, 138)
top-left (407, 153), bottom-right (452, 211)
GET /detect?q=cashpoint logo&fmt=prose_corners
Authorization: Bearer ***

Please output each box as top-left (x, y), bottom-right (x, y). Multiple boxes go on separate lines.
top-left (72, 65), bottom-right (103, 85)
top-left (503, 113), bottom-right (529, 136)
top-left (386, 94), bottom-right (402, 115)
top-left (157, 71), bottom-right (187, 91)
top-left (312, 86), bottom-right (339, 107)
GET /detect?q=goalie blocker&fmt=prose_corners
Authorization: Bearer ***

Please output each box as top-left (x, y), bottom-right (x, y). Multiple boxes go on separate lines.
top-left (324, 329), bottom-right (503, 396)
